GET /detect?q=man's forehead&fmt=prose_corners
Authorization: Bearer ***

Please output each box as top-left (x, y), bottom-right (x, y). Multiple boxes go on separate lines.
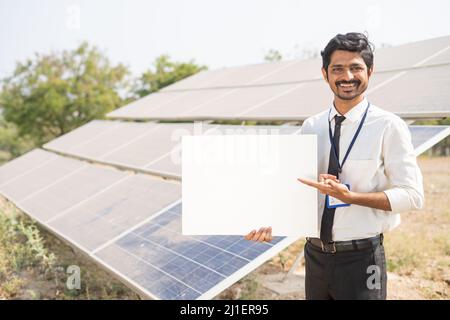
top-left (329, 50), bottom-right (366, 66)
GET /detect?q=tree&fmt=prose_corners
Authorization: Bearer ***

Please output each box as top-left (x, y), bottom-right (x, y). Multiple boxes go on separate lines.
top-left (136, 55), bottom-right (207, 97)
top-left (0, 116), bottom-right (34, 164)
top-left (264, 49), bottom-right (283, 62)
top-left (0, 42), bottom-right (130, 144)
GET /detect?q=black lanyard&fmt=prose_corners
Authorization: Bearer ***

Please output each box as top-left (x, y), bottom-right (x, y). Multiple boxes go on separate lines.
top-left (328, 102), bottom-right (370, 174)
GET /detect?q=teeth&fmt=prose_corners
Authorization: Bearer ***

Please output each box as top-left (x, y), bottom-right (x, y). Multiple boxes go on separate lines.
top-left (339, 83), bottom-right (355, 87)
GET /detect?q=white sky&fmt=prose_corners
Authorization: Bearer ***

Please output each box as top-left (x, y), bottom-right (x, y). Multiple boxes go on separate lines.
top-left (1, 0), bottom-right (450, 78)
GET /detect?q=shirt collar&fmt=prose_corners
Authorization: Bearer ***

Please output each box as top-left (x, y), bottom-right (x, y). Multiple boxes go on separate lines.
top-left (329, 97), bottom-right (369, 124)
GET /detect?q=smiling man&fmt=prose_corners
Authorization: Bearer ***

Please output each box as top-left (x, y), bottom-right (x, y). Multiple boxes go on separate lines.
top-left (245, 33), bottom-right (424, 300)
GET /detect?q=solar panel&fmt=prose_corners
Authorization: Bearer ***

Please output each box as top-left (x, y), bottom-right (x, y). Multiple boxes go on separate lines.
top-left (161, 60), bottom-right (299, 92)
top-left (107, 36), bottom-right (450, 121)
top-left (44, 122), bottom-right (301, 179)
top-left (373, 36), bottom-right (450, 71)
top-left (159, 68), bottom-right (236, 92)
top-left (43, 120), bottom-right (123, 151)
top-left (250, 58), bottom-right (322, 86)
top-left (48, 174), bottom-right (181, 251)
top-left (19, 165), bottom-right (126, 222)
top-left (185, 60), bottom-right (294, 89)
top-left (423, 47), bottom-right (450, 66)
top-left (0, 152), bottom-right (85, 202)
top-left (367, 64), bottom-right (450, 118)
top-left (44, 121), bottom-right (449, 180)
top-left (238, 81), bottom-right (331, 119)
top-left (0, 150), bottom-right (296, 300)
top-left (64, 121), bottom-right (157, 159)
top-left (139, 89), bottom-right (235, 118)
top-left (185, 83), bottom-right (302, 118)
top-left (94, 202), bottom-right (294, 300)
top-left (108, 89), bottom-right (232, 120)
top-left (0, 149), bottom-right (56, 185)
top-left (158, 36), bottom-right (450, 92)
top-left (410, 125), bottom-right (450, 156)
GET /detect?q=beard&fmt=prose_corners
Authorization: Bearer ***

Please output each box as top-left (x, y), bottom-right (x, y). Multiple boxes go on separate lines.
top-left (333, 80), bottom-right (368, 101)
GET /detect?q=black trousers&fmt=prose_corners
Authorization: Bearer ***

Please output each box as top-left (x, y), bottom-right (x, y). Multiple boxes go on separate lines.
top-left (304, 239), bottom-right (387, 300)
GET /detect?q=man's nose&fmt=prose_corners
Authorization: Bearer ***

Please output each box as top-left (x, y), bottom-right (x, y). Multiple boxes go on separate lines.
top-left (342, 68), bottom-right (355, 81)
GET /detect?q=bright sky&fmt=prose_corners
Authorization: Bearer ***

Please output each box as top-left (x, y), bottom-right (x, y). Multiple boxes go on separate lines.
top-left (1, 0), bottom-right (450, 78)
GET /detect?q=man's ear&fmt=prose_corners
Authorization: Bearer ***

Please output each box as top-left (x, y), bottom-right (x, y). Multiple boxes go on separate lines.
top-left (321, 68), bottom-right (329, 83)
top-left (368, 66), bottom-right (373, 78)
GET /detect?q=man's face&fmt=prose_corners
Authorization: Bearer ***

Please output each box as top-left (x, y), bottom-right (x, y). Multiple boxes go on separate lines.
top-left (322, 50), bottom-right (373, 101)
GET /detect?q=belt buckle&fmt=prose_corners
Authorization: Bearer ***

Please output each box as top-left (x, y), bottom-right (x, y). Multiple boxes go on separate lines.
top-left (321, 240), bottom-right (337, 253)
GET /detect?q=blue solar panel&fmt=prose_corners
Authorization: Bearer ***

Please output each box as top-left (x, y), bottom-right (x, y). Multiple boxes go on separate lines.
top-left (95, 201), bottom-right (287, 300)
top-left (409, 125), bottom-right (449, 152)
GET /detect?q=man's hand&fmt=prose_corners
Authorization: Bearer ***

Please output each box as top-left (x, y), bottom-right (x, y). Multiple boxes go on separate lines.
top-left (297, 174), bottom-right (392, 211)
top-left (244, 227), bottom-right (272, 242)
top-left (297, 174), bottom-right (352, 203)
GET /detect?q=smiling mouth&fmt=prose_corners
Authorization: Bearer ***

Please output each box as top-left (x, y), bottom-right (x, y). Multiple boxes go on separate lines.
top-left (337, 81), bottom-right (360, 92)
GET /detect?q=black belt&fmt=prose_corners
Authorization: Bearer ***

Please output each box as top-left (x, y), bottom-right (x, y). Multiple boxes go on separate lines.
top-left (306, 234), bottom-right (383, 253)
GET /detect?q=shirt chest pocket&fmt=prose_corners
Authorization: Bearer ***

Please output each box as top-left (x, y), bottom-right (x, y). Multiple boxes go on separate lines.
top-left (341, 159), bottom-right (378, 192)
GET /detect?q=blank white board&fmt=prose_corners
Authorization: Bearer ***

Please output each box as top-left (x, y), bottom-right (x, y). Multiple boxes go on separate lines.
top-left (182, 135), bottom-right (318, 237)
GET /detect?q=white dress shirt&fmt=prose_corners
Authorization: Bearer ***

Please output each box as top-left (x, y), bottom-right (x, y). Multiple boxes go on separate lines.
top-left (301, 97), bottom-right (424, 241)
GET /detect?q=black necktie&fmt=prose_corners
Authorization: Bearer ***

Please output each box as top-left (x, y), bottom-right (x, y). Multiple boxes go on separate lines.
top-left (320, 115), bottom-right (346, 243)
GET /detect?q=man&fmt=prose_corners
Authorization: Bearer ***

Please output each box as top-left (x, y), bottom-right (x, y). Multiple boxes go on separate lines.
top-left (245, 32), bottom-right (424, 300)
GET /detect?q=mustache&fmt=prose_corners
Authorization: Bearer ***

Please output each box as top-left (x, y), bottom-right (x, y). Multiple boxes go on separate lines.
top-left (336, 80), bottom-right (360, 86)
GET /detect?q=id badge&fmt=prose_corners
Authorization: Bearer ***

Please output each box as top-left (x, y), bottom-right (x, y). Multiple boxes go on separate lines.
top-left (326, 184), bottom-right (351, 208)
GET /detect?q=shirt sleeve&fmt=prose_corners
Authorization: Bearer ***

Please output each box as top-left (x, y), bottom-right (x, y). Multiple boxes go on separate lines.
top-left (382, 117), bottom-right (425, 213)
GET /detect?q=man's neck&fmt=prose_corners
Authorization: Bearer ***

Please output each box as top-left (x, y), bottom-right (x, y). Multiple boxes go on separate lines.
top-left (334, 95), bottom-right (365, 115)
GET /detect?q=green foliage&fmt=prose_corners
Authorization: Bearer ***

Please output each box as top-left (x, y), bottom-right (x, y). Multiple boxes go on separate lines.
top-left (0, 117), bottom-right (34, 163)
top-left (136, 55), bottom-right (207, 97)
top-left (264, 49), bottom-right (283, 62)
top-left (0, 210), bottom-right (55, 273)
top-left (414, 117), bottom-right (450, 126)
top-left (0, 42), bottom-right (130, 145)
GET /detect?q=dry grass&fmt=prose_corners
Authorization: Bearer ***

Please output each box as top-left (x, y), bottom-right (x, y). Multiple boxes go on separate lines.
top-left (383, 156), bottom-right (450, 299)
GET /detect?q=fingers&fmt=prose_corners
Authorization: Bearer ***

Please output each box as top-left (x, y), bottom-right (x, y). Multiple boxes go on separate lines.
top-left (319, 174), bottom-right (335, 183)
top-left (297, 177), bottom-right (321, 188)
top-left (266, 227), bottom-right (273, 242)
top-left (298, 178), bottom-right (331, 193)
top-left (244, 230), bottom-right (256, 240)
top-left (253, 227), bottom-right (266, 241)
top-left (244, 227), bottom-right (272, 242)
top-left (326, 179), bottom-right (339, 187)
top-left (319, 174), bottom-right (339, 183)
top-left (298, 177), bottom-right (334, 196)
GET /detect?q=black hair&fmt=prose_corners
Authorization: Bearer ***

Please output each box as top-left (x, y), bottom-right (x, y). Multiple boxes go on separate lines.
top-left (321, 32), bottom-right (374, 74)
